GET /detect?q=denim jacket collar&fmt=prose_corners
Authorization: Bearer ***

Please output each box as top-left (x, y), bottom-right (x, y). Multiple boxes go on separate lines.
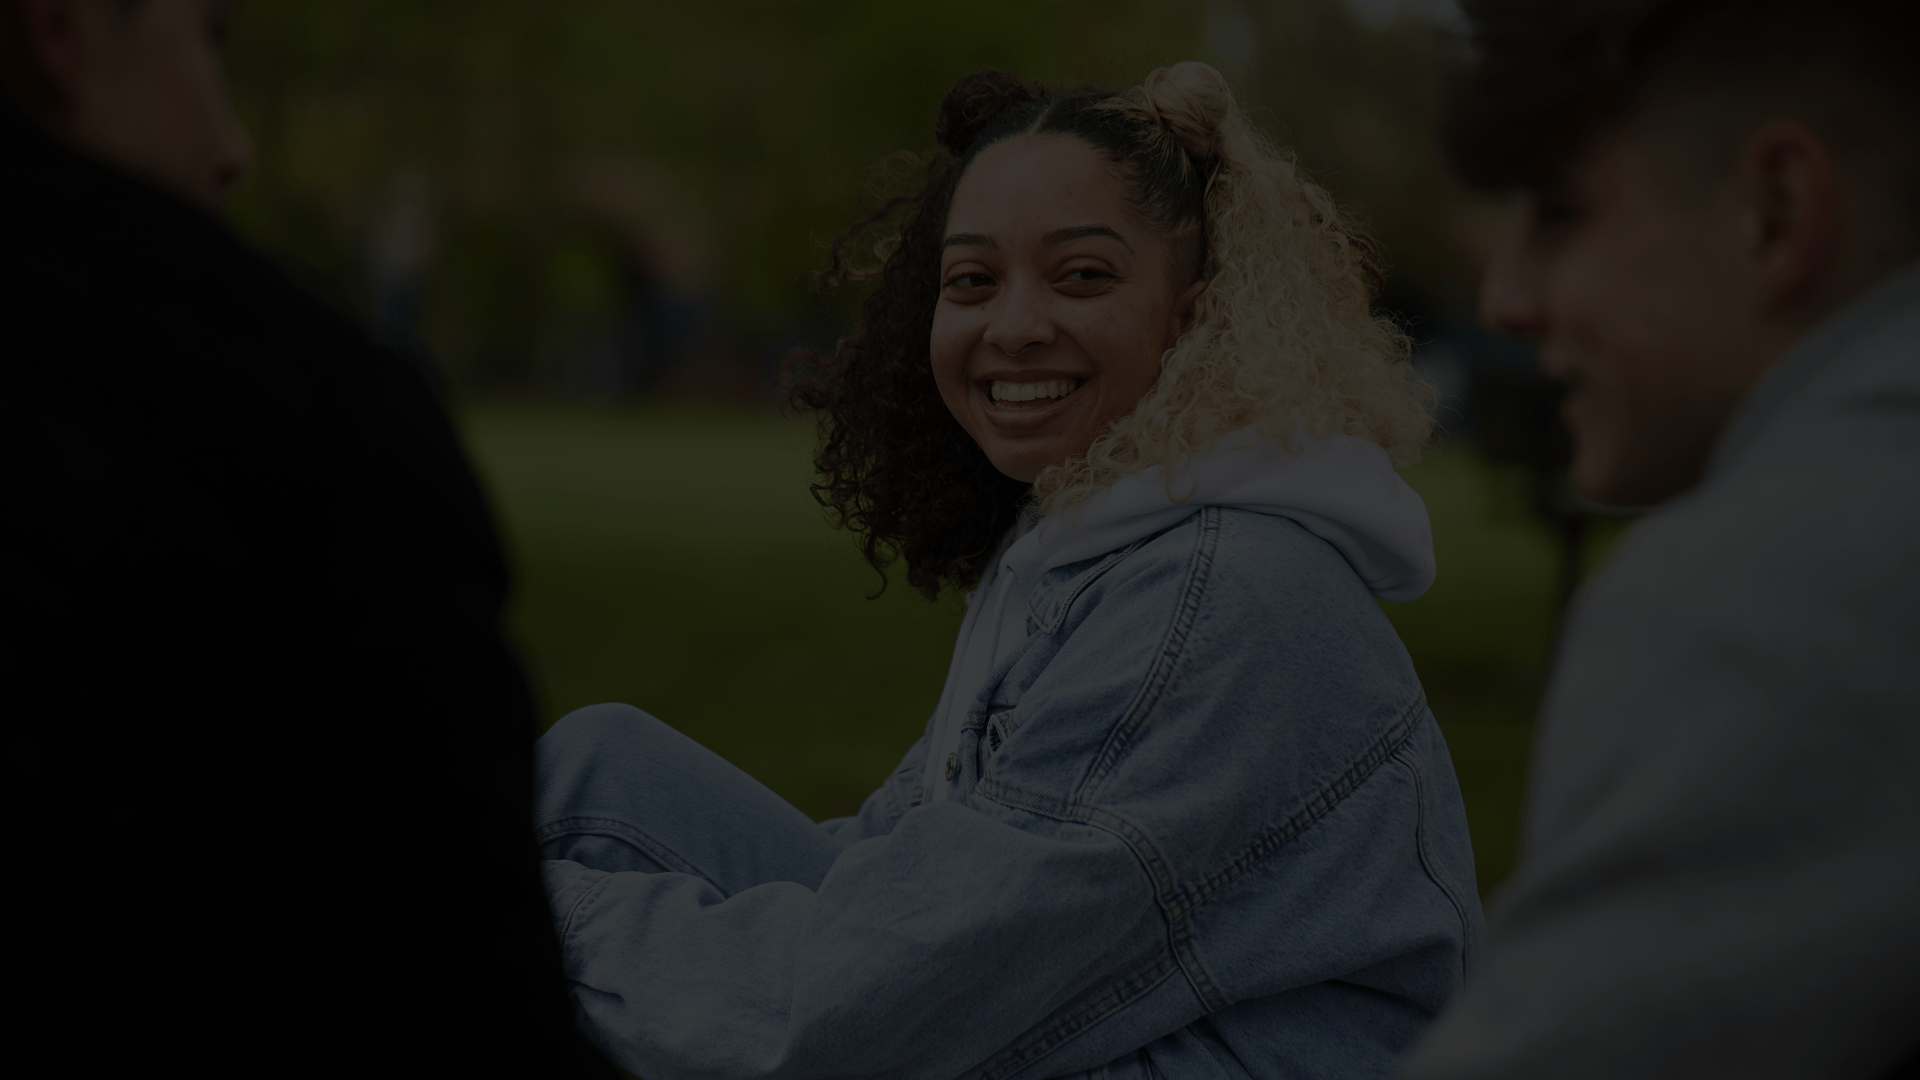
top-left (1025, 538), bottom-right (1155, 636)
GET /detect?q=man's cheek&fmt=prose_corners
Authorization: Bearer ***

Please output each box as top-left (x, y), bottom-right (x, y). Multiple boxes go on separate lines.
top-left (1559, 381), bottom-right (1608, 461)
top-left (1563, 389), bottom-right (1634, 503)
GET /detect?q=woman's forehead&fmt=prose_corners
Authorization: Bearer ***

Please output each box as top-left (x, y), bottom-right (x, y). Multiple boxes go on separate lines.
top-left (946, 134), bottom-right (1150, 244)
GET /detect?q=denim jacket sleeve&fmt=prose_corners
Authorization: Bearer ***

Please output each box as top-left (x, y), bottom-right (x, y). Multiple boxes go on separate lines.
top-left (546, 507), bottom-right (1479, 1080)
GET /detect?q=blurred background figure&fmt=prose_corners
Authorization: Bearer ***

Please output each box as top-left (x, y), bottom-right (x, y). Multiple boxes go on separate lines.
top-left (2, 0), bottom-right (610, 1073)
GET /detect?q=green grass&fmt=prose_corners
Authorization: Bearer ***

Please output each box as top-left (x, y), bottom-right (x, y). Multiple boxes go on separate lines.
top-left (458, 400), bottom-right (1627, 899)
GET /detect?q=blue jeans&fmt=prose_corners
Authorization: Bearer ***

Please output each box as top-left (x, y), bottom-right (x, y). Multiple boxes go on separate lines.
top-left (535, 703), bottom-right (844, 895)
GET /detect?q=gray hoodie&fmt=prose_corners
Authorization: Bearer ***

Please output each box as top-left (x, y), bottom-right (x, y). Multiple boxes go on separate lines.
top-left (1400, 261), bottom-right (1920, 1078)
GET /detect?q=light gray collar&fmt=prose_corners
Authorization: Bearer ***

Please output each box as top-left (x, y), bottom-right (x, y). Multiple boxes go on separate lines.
top-left (1705, 258), bottom-right (1920, 483)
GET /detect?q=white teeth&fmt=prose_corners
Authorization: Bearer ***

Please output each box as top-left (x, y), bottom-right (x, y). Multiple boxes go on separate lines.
top-left (990, 378), bottom-right (1080, 403)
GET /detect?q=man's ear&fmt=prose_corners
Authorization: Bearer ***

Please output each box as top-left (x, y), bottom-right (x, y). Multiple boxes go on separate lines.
top-left (1735, 120), bottom-right (1841, 309)
top-left (1166, 279), bottom-right (1208, 347)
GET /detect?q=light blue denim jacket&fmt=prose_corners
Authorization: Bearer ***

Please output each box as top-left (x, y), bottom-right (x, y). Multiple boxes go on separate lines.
top-left (544, 506), bottom-right (1482, 1079)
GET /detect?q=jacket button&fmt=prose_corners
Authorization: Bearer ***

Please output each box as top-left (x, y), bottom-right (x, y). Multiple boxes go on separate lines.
top-left (945, 753), bottom-right (959, 781)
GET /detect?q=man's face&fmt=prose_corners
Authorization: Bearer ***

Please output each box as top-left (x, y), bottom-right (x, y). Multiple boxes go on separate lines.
top-left (1479, 128), bottom-right (1776, 507)
top-left (29, 0), bottom-right (250, 207)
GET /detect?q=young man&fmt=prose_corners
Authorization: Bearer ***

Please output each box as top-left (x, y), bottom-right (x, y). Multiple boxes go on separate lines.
top-left (1400, 1), bottom-right (1918, 1077)
top-left (3, 2), bottom-right (610, 1072)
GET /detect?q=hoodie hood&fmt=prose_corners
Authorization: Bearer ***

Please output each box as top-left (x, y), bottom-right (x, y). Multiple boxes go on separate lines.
top-left (1005, 420), bottom-right (1435, 603)
top-left (920, 419), bottom-right (1434, 805)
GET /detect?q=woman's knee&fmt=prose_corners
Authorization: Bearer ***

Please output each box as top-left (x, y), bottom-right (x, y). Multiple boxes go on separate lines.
top-left (546, 702), bottom-right (652, 741)
top-left (533, 703), bottom-right (671, 814)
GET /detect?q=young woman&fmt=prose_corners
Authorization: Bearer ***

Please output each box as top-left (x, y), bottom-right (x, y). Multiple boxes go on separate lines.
top-left (535, 62), bottom-right (1481, 1080)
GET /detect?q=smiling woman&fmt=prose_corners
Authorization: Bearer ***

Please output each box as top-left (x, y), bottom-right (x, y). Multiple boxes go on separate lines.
top-left (533, 62), bottom-right (1481, 1080)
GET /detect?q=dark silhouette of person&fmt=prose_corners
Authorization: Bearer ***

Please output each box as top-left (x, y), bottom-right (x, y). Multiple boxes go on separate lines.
top-left (2, 3), bottom-right (613, 1073)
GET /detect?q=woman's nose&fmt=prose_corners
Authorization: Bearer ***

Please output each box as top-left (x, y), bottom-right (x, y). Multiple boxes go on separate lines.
top-left (981, 278), bottom-right (1054, 357)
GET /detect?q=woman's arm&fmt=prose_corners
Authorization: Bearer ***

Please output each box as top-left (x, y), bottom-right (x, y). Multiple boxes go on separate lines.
top-left (545, 798), bottom-right (1171, 1080)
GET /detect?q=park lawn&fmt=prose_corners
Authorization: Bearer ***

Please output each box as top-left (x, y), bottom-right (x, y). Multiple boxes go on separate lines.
top-left (458, 400), bottom-right (1627, 898)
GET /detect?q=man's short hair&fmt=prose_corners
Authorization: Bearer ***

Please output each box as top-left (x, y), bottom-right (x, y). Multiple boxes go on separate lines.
top-left (1440, 0), bottom-right (1920, 210)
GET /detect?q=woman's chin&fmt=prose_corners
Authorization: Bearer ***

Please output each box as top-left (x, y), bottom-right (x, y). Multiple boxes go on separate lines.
top-left (980, 434), bottom-right (1082, 485)
top-left (965, 385), bottom-right (1104, 483)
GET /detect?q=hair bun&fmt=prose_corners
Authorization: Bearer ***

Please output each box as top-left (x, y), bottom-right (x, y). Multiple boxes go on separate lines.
top-left (1139, 61), bottom-right (1233, 159)
top-left (935, 69), bottom-right (1047, 157)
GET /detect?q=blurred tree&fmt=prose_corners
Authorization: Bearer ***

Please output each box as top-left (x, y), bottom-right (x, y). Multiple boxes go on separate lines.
top-left (221, 0), bottom-right (1475, 393)
top-left (1215, 0), bottom-right (1473, 307)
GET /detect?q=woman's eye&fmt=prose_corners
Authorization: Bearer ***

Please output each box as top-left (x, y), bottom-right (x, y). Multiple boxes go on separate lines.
top-left (1060, 267), bottom-right (1114, 284)
top-left (944, 273), bottom-right (993, 290)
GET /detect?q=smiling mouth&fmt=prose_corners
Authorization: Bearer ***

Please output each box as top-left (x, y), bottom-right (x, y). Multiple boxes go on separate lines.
top-left (988, 378), bottom-right (1085, 405)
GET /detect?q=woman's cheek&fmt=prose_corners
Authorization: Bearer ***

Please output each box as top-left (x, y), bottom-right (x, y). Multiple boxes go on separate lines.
top-left (927, 326), bottom-right (973, 424)
top-left (928, 316), bottom-right (958, 386)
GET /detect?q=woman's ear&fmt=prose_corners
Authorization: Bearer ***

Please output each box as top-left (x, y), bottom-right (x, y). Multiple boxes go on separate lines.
top-left (1165, 279), bottom-right (1208, 347)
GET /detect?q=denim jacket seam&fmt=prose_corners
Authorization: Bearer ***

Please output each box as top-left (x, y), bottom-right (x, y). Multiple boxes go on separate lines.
top-left (1079, 507), bottom-right (1222, 806)
top-left (974, 782), bottom-right (1179, 900)
top-left (881, 769), bottom-right (908, 824)
top-left (977, 955), bottom-right (1184, 1080)
top-left (898, 733), bottom-right (929, 810)
top-left (559, 869), bottom-right (613, 950)
top-left (536, 815), bottom-right (723, 892)
top-left (1170, 694), bottom-right (1427, 917)
top-left (1392, 735), bottom-right (1480, 977)
top-left (975, 780), bottom-right (1227, 1010)
top-left (1032, 535), bottom-right (1160, 635)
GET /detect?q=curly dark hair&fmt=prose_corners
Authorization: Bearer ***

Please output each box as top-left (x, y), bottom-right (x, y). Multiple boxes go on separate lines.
top-left (786, 69), bottom-right (1219, 600)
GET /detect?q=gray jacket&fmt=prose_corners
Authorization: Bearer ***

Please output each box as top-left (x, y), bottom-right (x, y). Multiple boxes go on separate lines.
top-left (1399, 261), bottom-right (1920, 1079)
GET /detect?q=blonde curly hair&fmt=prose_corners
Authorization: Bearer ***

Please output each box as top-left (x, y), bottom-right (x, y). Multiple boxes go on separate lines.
top-left (1033, 62), bottom-right (1434, 514)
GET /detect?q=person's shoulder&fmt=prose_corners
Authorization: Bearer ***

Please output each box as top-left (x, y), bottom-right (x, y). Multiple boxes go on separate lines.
top-left (1538, 405), bottom-right (1919, 832)
top-left (2, 116), bottom-right (499, 587)
top-left (1103, 504), bottom-right (1382, 617)
top-left (1075, 502), bottom-right (1367, 579)
top-left (1007, 507), bottom-right (1434, 870)
top-left (3, 110), bottom-right (371, 370)
top-left (1592, 266), bottom-right (1920, 617)
top-left (3, 114), bottom-right (451, 458)
top-left (1593, 411), bottom-right (1920, 624)
top-left (1209, 504), bottom-right (1379, 595)
top-left (1050, 506), bottom-right (1413, 684)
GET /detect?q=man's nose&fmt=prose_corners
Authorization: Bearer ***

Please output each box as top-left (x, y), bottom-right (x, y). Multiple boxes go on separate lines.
top-left (1478, 218), bottom-right (1546, 340)
top-left (981, 277), bottom-right (1054, 358)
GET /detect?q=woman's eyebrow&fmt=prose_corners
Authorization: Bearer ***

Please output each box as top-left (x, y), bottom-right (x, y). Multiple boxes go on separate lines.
top-left (942, 233), bottom-right (996, 250)
top-left (1044, 224), bottom-right (1132, 251)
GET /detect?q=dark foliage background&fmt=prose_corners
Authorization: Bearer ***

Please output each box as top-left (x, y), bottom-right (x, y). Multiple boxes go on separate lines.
top-left (222, 0), bottom-right (1493, 395)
